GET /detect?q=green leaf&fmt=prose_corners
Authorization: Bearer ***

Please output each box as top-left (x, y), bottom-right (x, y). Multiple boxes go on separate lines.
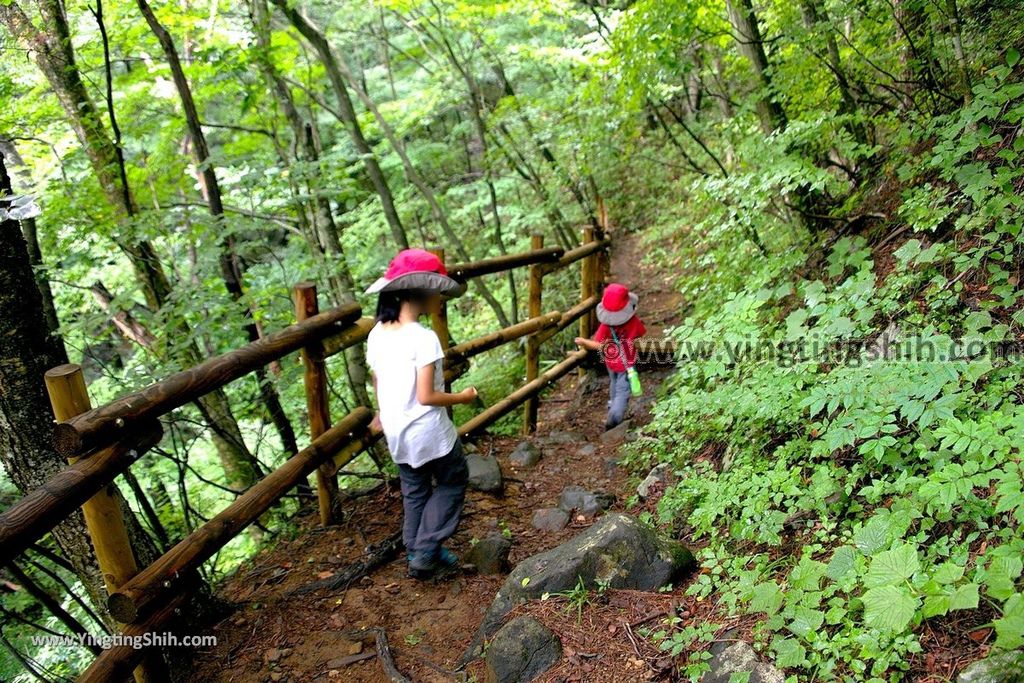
top-left (950, 583), bottom-right (980, 611)
top-left (923, 594), bottom-right (951, 618)
top-left (788, 606), bottom-right (825, 638)
top-left (772, 636), bottom-right (808, 668)
top-left (854, 515), bottom-right (890, 555)
top-left (827, 546), bottom-right (857, 581)
top-left (864, 544), bottom-right (920, 588)
top-left (933, 562), bottom-right (965, 585)
top-left (862, 585), bottom-right (919, 632)
top-left (994, 593), bottom-right (1024, 649)
top-left (750, 581), bottom-right (784, 616)
top-left (728, 673), bottom-right (752, 683)
top-left (1008, 48), bottom-right (1021, 68)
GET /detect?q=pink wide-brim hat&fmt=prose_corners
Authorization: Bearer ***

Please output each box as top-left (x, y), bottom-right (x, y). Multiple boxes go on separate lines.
top-left (365, 248), bottom-right (465, 295)
top-left (596, 283), bottom-right (639, 326)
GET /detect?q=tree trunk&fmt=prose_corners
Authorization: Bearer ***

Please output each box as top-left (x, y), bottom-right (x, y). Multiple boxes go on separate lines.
top-left (0, 153), bottom-right (160, 627)
top-left (268, 0), bottom-right (409, 250)
top-left (275, 2), bottom-right (511, 327)
top-left (1, 0), bottom-right (260, 489)
top-left (725, 0), bottom-right (788, 136)
top-left (135, 0), bottom-right (298, 458)
top-left (0, 137), bottom-right (61, 338)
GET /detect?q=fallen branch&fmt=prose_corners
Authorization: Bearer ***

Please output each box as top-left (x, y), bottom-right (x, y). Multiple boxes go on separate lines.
top-left (373, 628), bottom-right (410, 683)
top-left (291, 531), bottom-right (402, 595)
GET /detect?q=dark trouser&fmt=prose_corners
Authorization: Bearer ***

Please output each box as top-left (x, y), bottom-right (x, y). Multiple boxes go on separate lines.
top-left (607, 370), bottom-right (630, 428)
top-left (397, 440), bottom-right (468, 566)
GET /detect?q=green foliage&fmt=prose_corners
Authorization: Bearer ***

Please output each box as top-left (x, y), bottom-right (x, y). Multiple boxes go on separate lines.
top-left (632, 54), bottom-right (1024, 681)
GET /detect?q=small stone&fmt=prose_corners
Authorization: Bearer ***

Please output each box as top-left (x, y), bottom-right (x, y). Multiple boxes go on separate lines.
top-left (541, 430), bottom-right (582, 445)
top-left (701, 641), bottom-right (783, 683)
top-left (279, 648), bottom-right (293, 658)
top-left (532, 508), bottom-right (570, 532)
top-left (359, 576), bottom-right (373, 587)
top-left (558, 486), bottom-right (614, 517)
top-left (467, 453), bottom-right (503, 493)
top-left (603, 457), bottom-right (620, 477)
top-left (579, 444), bottom-right (598, 457)
top-left (600, 420), bottom-right (631, 446)
top-left (265, 648), bottom-right (283, 663)
top-left (347, 641), bottom-right (363, 656)
top-left (484, 616), bottom-right (562, 683)
top-left (509, 441), bottom-right (542, 468)
top-left (465, 534), bottom-right (513, 574)
top-left (270, 674), bottom-right (284, 682)
top-left (637, 464), bottom-right (669, 499)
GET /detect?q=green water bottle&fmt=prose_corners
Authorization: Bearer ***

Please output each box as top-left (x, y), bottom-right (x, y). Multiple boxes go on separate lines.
top-left (627, 367), bottom-right (642, 396)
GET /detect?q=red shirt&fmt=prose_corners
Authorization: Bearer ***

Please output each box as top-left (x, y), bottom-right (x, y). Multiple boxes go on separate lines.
top-left (593, 316), bottom-right (646, 373)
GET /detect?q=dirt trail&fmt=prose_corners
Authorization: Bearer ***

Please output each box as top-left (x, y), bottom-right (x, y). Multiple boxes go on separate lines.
top-left (186, 230), bottom-right (687, 683)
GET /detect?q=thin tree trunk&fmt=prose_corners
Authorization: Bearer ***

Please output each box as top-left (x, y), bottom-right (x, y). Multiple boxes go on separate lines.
top-left (135, 0), bottom-right (298, 458)
top-left (725, 0), bottom-right (787, 135)
top-left (269, 0), bottom-right (409, 249)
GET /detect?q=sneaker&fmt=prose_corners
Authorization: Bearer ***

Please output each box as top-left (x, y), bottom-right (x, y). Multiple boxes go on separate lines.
top-left (437, 548), bottom-right (459, 568)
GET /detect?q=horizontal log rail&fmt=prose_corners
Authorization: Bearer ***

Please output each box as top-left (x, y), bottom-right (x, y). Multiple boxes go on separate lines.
top-left (536, 295), bottom-right (600, 345)
top-left (78, 582), bottom-right (195, 683)
top-left (322, 316), bottom-right (375, 359)
top-left (107, 407), bottom-right (373, 623)
top-left (0, 423), bottom-right (161, 561)
top-left (447, 246), bottom-right (564, 280)
top-left (541, 238), bottom-right (610, 275)
top-left (446, 312), bottom-right (561, 361)
top-left (53, 302), bottom-right (362, 458)
top-left (458, 349), bottom-right (587, 438)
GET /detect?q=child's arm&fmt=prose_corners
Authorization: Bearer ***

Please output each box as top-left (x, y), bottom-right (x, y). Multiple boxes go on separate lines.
top-left (573, 336), bottom-right (603, 351)
top-left (416, 363), bottom-right (478, 407)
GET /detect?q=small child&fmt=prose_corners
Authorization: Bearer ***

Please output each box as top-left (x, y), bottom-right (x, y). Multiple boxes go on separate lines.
top-left (575, 283), bottom-right (646, 430)
top-left (365, 249), bottom-right (478, 579)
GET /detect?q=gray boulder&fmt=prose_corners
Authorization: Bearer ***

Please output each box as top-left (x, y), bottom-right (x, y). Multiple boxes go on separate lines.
top-left (465, 514), bottom-right (693, 661)
top-left (702, 641), bottom-right (784, 683)
top-left (485, 616), bottom-right (561, 683)
top-left (958, 651), bottom-right (1024, 683)
top-left (467, 454), bottom-right (503, 493)
top-left (509, 442), bottom-right (542, 468)
top-left (532, 508), bottom-right (570, 532)
top-left (558, 486), bottom-right (614, 517)
top-left (578, 443), bottom-right (598, 457)
top-left (465, 534), bottom-right (512, 575)
top-left (537, 430), bottom-right (583, 447)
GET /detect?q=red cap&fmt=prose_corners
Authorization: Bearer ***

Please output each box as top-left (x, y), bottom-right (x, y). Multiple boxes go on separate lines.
top-left (365, 248), bottom-right (462, 295)
top-left (601, 283), bottom-right (631, 312)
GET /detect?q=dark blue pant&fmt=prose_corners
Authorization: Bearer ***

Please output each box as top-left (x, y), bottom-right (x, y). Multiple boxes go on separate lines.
top-left (607, 370), bottom-right (630, 428)
top-left (397, 440), bottom-right (468, 567)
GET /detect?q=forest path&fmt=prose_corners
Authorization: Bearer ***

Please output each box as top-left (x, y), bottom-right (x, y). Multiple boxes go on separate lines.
top-left (187, 229), bottom-right (689, 683)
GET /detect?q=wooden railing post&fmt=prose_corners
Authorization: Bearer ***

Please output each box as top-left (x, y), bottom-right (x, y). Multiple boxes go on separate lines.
top-left (429, 248), bottom-right (452, 397)
top-left (523, 234), bottom-right (544, 433)
top-left (581, 227), bottom-right (596, 340)
top-left (294, 283), bottom-right (341, 526)
top-left (44, 365), bottom-right (160, 683)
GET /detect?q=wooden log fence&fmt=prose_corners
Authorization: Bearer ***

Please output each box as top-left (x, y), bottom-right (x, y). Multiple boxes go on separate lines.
top-left (1, 228), bottom-right (616, 681)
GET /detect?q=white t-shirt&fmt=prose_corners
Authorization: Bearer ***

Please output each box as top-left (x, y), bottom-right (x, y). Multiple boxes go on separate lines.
top-left (366, 321), bottom-right (458, 468)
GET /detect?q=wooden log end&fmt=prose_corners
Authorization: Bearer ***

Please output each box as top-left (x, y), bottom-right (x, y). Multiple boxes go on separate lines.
top-left (44, 363), bottom-right (83, 380)
top-left (107, 592), bottom-right (138, 624)
top-left (52, 422), bottom-right (84, 457)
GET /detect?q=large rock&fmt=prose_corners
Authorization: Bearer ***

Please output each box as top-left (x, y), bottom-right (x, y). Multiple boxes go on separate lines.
top-left (558, 486), bottom-right (614, 517)
top-left (536, 430), bottom-right (583, 447)
top-left (465, 514), bottom-right (693, 660)
top-left (484, 616), bottom-right (561, 683)
top-left (467, 454), bottom-right (503, 493)
top-left (465, 534), bottom-right (512, 575)
top-left (957, 651), bottom-right (1024, 683)
top-left (701, 641), bottom-right (784, 683)
top-left (509, 442), bottom-right (542, 468)
top-left (532, 508), bottom-right (570, 532)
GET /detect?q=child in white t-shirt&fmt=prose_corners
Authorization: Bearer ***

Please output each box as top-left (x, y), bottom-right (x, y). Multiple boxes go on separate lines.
top-left (365, 249), bottom-right (477, 579)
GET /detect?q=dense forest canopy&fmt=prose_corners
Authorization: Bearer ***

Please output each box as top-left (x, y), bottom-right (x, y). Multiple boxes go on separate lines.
top-left (1, 0), bottom-right (1023, 680)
